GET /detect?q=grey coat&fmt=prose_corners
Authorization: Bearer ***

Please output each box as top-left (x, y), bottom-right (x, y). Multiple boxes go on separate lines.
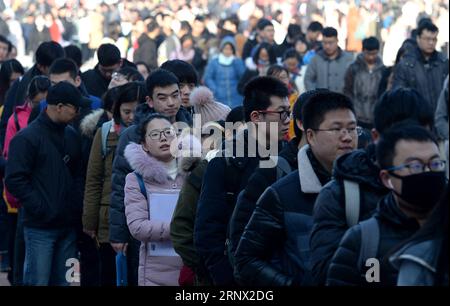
top-left (393, 46), bottom-right (448, 111)
top-left (304, 49), bottom-right (354, 93)
top-left (435, 75), bottom-right (448, 140)
top-left (343, 53), bottom-right (385, 125)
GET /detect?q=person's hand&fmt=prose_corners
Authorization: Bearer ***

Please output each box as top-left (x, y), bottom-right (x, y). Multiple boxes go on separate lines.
top-left (83, 229), bottom-right (96, 239)
top-left (110, 242), bottom-right (128, 255)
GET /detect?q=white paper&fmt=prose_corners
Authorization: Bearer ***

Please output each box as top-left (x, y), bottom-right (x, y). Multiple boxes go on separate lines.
top-left (147, 192), bottom-right (179, 257)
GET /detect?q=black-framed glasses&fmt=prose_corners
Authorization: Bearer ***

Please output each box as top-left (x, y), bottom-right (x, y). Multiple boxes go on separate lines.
top-left (147, 128), bottom-right (176, 140)
top-left (386, 159), bottom-right (446, 175)
top-left (258, 110), bottom-right (291, 121)
top-left (313, 126), bottom-right (363, 137)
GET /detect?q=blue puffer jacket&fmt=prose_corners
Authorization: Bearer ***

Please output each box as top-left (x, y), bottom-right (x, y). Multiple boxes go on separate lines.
top-left (203, 57), bottom-right (245, 108)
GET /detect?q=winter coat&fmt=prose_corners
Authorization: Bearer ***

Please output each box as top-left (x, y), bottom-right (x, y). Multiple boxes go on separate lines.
top-left (228, 138), bottom-right (300, 263)
top-left (343, 53), bottom-right (385, 126)
top-left (109, 104), bottom-right (192, 244)
top-left (393, 46), bottom-right (448, 111)
top-left (310, 146), bottom-right (389, 285)
top-left (242, 36), bottom-right (258, 61)
top-left (234, 145), bottom-right (331, 286)
top-left (81, 64), bottom-right (111, 99)
top-left (82, 117), bottom-right (120, 243)
top-left (304, 49), bottom-right (354, 93)
top-left (124, 142), bottom-right (184, 286)
top-left (435, 75), bottom-right (449, 140)
top-left (133, 34), bottom-right (158, 68)
top-left (170, 158), bottom-right (211, 285)
top-left (390, 238), bottom-right (448, 286)
top-left (203, 57), bottom-right (245, 108)
top-left (326, 193), bottom-right (420, 286)
top-left (193, 130), bottom-right (282, 285)
top-left (5, 111), bottom-right (84, 229)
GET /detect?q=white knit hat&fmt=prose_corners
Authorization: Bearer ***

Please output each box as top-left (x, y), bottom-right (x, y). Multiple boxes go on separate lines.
top-left (190, 86), bottom-right (231, 128)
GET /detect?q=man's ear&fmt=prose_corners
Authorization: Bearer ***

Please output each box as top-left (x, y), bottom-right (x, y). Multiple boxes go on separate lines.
top-left (74, 76), bottom-right (82, 88)
top-left (371, 128), bottom-right (379, 143)
top-left (306, 129), bottom-right (314, 145)
top-left (37, 64), bottom-right (48, 75)
top-left (380, 170), bottom-right (393, 189)
top-left (146, 96), bottom-right (154, 108)
top-left (249, 110), bottom-right (261, 123)
top-left (296, 119), bottom-right (304, 131)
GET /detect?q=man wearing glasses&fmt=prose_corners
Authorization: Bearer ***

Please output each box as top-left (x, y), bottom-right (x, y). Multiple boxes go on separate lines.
top-left (234, 91), bottom-right (358, 286)
top-left (5, 82), bottom-right (88, 285)
top-left (327, 123), bottom-right (447, 286)
top-left (393, 20), bottom-right (448, 112)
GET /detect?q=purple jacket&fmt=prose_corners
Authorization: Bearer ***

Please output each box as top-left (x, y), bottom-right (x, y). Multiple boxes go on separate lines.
top-left (124, 142), bottom-right (185, 286)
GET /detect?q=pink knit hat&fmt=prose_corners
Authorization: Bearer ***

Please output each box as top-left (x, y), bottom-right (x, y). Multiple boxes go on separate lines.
top-left (190, 86), bottom-right (231, 127)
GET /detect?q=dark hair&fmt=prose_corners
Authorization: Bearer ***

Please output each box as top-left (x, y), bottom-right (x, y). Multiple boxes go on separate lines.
top-left (0, 35), bottom-right (10, 49)
top-left (145, 69), bottom-right (179, 97)
top-left (180, 34), bottom-right (194, 46)
top-left (243, 76), bottom-right (289, 122)
top-left (194, 15), bottom-right (206, 23)
top-left (135, 61), bottom-right (151, 75)
top-left (417, 20), bottom-right (439, 36)
top-left (307, 21), bottom-right (323, 32)
top-left (139, 113), bottom-right (172, 143)
top-left (116, 66), bottom-right (144, 82)
top-left (374, 88), bottom-right (434, 135)
top-left (322, 27), bottom-right (338, 38)
top-left (283, 48), bottom-right (301, 62)
top-left (257, 18), bottom-right (273, 31)
top-left (362, 36), bottom-right (380, 51)
top-left (292, 88), bottom-right (331, 139)
top-left (252, 42), bottom-right (277, 65)
top-left (147, 18), bottom-right (159, 33)
top-left (376, 122), bottom-right (438, 170)
top-left (226, 105), bottom-right (245, 124)
top-left (160, 59), bottom-right (198, 86)
top-left (97, 43), bottom-right (121, 66)
top-left (0, 59), bottom-right (24, 104)
top-left (35, 41), bottom-right (65, 67)
top-left (267, 64), bottom-right (289, 78)
top-left (49, 58), bottom-right (79, 80)
top-left (101, 87), bottom-right (120, 113)
top-left (113, 82), bottom-right (147, 124)
top-left (64, 45), bottom-right (82, 68)
top-left (27, 75), bottom-right (51, 100)
top-left (287, 24), bottom-right (302, 39)
top-left (180, 21), bottom-right (192, 34)
top-left (301, 91), bottom-right (355, 131)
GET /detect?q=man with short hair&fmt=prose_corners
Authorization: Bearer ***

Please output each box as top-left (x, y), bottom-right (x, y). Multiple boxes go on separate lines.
top-left (109, 68), bottom-right (191, 285)
top-left (81, 43), bottom-right (123, 99)
top-left (344, 36), bottom-right (385, 130)
top-left (5, 82), bottom-right (87, 286)
top-left (194, 76), bottom-right (290, 286)
top-left (393, 21), bottom-right (448, 111)
top-left (327, 123), bottom-right (447, 286)
top-left (242, 18), bottom-right (276, 60)
top-left (234, 91), bottom-right (358, 286)
top-left (0, 41), bottom-right (65, 147)
top-left (310, 88), bottom-right (436, 286)
top-left (304, 27), bottom-right (353, 93)
top-left (305, 21), bottom-right (323, 51)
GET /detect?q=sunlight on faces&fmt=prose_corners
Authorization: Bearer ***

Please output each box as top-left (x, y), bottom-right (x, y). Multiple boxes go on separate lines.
top-left (180, 82), bottom-right (195, 108)
top-left (322, 36), bottom-right (339, 57)
top-left (306, 109), bottom-right (358, 171)
top-left (417, 29), bottom-right (438, 56)
top-left (147, 84), bottom-right (181, 121)
top-left (142, 118), bottom-right (177, 162)
top-left (49, 72), bottom-right (81, 87)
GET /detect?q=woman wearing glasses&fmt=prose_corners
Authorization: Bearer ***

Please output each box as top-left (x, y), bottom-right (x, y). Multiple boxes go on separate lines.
top-left (123, 114), bottom-right (200, 286)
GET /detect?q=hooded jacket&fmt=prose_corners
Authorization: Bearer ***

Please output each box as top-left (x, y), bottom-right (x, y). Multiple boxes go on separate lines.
top-left (326, 193), bottom-right (420, 286)
top-left (310, 146), bottom-right (389, 285)
top-left (124, 142), bottom-right (185, 286)
top-left (343, 53), bottom-right (385, 125)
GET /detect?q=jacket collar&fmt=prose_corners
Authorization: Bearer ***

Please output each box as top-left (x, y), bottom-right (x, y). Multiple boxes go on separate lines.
top-left (297, 144), bottom-right (324, 193)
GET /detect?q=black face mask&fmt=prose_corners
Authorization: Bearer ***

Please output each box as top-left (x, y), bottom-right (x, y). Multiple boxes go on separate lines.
top-left (390, 171), bottom-right (447, 214)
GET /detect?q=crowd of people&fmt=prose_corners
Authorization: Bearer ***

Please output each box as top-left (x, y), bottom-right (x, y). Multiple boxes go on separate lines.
top-left (0, 0), bottom-right (448, 287)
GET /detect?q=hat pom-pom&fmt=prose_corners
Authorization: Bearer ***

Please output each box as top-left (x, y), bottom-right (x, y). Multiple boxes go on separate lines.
top-left (190, 86), bottom-right (214, 107)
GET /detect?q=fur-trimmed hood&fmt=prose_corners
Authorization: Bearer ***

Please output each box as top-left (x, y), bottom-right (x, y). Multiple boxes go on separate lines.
top-left (80, 109), bottom-right (105, 138)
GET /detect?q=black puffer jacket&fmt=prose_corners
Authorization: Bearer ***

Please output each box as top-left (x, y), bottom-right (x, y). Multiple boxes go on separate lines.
top-left (326, 193), bottom-right (421, 286)
top-left (109, 103), bottom-right (192, 243)
top-left (228, 138), bottom-right (299, 263)
top-left (310, 146), bottom-right (389, 285)
top-left (234, 145), bottom-right (331, 286)
top-left (393, 45), bottom-right (448, 111)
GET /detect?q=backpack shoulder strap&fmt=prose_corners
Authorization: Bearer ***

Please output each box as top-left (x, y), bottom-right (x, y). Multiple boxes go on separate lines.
top-left (134, 172), bottom-right (147, 200)
top-left (344, 180), bottom-right (360, 227)
top-left (357, 217), bottom-right (380, 272)
top-left (13, 111), bottom-right (21, 132)
top-left (276, 156), bottom-right (292, 180)
top-left (101, 120), bottom-right (113, 159)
